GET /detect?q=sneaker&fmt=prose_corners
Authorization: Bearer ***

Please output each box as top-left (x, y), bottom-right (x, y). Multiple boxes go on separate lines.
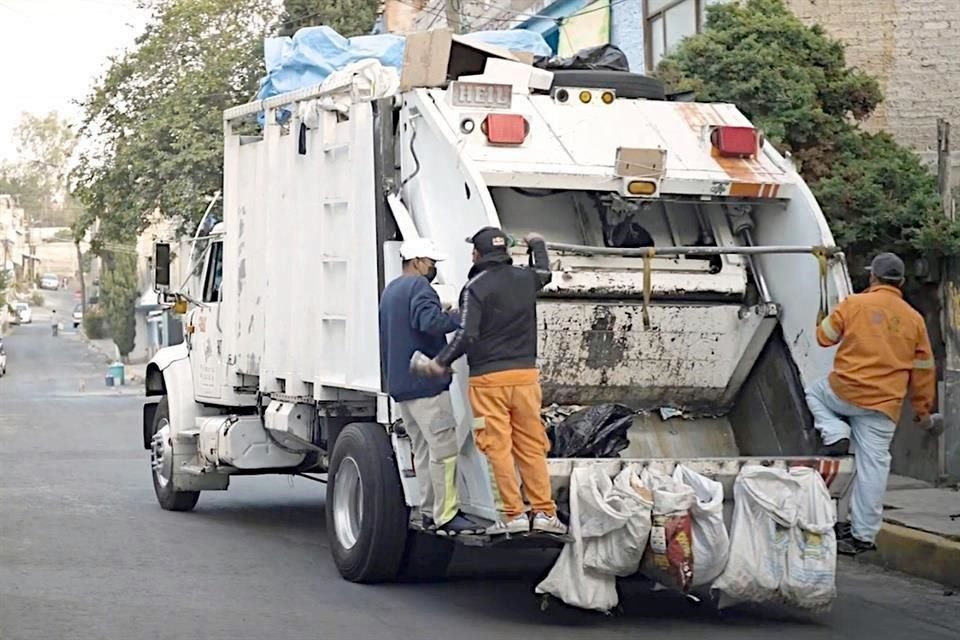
top-left (837, 536), bottom-right (877, 556)
top-left (486, 514), bottom-right (530, 535)
top-left (532, 512), bottom-right (568, 535)
top-left (818, 438), bottom-right (850, 457)
top-left (436, 512), bottom-right (485, 536)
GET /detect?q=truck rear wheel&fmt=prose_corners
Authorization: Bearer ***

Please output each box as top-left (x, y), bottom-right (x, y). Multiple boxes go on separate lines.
top-left (327, 422), bottom-right (409, 583)
top-left (150, 398), bottom-right (200, 512)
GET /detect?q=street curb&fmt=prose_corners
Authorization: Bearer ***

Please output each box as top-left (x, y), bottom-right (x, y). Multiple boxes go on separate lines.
top-left (77, 331), bottom-right (145, 385)
top-left (857, 522), bottom-right (960, 589)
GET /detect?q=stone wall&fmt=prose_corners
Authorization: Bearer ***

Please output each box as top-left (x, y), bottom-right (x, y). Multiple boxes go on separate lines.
top-left (786, 0), bottom-right (960, 181)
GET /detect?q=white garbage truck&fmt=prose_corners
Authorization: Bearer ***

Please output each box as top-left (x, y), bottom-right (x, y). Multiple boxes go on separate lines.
top-left (143, 39), bottom-right (855, 585)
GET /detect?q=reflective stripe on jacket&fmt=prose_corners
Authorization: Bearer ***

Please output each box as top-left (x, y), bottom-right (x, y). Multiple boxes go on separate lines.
top-left (817, 284), bottom-right (935, 422)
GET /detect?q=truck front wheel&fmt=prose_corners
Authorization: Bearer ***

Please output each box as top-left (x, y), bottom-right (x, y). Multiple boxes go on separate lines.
top-left (150, 398), bottom-right (200, 512)
top-left (327, 422), bottom-right (409, 583)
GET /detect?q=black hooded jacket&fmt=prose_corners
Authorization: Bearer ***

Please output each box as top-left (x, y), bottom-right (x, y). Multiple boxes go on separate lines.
top-left (435, 239), bottom-right (552, 376)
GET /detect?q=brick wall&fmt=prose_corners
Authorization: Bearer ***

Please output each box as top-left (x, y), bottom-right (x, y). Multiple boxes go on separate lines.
top-left (786, 0), bottom-right (960, 176)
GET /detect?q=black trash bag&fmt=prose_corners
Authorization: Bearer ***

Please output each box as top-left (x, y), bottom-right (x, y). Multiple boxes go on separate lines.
top-left (548, 403), bottom-right (635, 458)
top-left (534, 44), bottom-right (630, 72)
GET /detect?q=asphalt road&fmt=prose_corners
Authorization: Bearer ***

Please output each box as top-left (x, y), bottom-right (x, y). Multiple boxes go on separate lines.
top-left (1, 293), bottom-right (959, 640)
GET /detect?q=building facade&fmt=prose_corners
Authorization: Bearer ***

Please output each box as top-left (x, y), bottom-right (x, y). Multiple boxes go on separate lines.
top-left (0, 194), bottom-right (31, 282)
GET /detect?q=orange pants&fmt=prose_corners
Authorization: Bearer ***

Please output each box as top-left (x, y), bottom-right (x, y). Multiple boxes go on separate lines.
top-left (468, 369), bottom-right (556, 518)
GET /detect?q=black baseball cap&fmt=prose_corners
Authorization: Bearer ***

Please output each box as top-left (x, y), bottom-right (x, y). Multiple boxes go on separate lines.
top-left (866, 252), bottom-right (905, 282)
top-left (467, 226), bottom-right (511, 256)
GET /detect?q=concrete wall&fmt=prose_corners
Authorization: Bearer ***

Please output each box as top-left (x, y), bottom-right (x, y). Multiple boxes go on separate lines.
top-left (35, 242), bottom-right (79, 277)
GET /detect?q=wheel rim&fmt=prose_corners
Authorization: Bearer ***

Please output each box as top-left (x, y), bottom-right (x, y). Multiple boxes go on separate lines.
top-left (151, 419), bottom-right (173, 489)
top-left (332, 456), bottom-right (364, 550)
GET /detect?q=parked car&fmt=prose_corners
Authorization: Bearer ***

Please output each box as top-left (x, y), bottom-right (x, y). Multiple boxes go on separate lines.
top-left (12, 302), bottom-right (31, 324)
top-left (0, 338), bottom-right (6, 376)
top-left (39, 273), bottom-right (60, 290)
top-left (73, 304), bottom-right (83, 329)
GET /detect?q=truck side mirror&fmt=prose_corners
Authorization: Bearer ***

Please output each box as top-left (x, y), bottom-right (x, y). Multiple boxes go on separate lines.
top-left (154, 242), bottom-right (172, 291)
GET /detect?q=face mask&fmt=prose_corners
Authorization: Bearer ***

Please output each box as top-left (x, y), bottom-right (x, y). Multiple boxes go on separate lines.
top-left (424, 265), bottom-right (438, 283)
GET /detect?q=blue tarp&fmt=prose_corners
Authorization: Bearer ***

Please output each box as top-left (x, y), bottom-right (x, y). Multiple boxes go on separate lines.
top-left (257, 26), bottom-right (552, 102)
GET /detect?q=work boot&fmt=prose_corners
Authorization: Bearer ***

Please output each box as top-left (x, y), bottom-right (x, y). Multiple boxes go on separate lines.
top-left (532, 512), bottom-right (568, 535)
top-left (435, 512), bottom-right (485, 536)
top-left (818, 438), bottom-right (850, 456)
top-left (486, 514), bottom-right (530, 536)
top-left (837, 536), bottom-right (877, 556)
top-left (835, 521), bottom-right (852, 539)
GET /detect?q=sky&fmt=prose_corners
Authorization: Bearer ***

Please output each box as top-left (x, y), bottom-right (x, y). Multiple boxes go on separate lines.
top-left (0, 0), bottom-right (152, 162)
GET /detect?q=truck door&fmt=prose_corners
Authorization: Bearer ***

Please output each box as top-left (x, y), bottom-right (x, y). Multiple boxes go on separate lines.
top-left (190, 240), bottom-right (224, 400)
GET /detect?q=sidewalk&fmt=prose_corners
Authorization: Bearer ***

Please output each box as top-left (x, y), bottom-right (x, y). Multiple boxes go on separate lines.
top-left (865, 474), bottom-right (960, 589)
top-left (80, 333), bottom-right (147, 385)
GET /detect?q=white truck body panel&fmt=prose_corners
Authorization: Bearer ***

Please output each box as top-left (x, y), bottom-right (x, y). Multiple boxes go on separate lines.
top-left (151, 66), bottom-right (855, 527)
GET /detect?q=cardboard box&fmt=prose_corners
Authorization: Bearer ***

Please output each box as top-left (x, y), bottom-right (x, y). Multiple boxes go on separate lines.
top-left (615, 148), bottom-right (667, 178)
top-left (400, 29), bottom-right (529, 91)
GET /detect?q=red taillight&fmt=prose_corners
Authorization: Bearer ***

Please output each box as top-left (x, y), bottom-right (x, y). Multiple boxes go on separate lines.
top-left (481, 114), bottom-right (528, 145)
top-left (711, 126), bottom-right (758, 157)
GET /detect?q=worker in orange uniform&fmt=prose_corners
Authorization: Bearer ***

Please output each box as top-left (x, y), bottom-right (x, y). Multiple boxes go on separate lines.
top-left (411, 227), bottom-right (566, 536)
top-left (806, 252), bottom-right (937, 555)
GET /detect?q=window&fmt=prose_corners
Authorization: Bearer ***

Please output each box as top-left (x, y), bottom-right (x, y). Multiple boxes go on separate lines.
top-left (644, 0), bottom-right (702, 71)
top-left (202, 241), bottom-right (224, 303)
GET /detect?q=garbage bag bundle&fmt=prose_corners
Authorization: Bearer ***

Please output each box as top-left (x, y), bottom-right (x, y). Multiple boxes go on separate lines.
top-left (712, 465), bottom-right (837, 611)
top-left (581, 465), bottom-right (654, 577)
top-left (536, 465), bottom-right (654, 611)
top-left (782, 467), bottom-right (838, 610)
top-left (534, 44), bottom-right (630, 72)
top-left (548, 403), bottom-right (635, 458)
top-left (535, 467), bottom-right (619, 612)
top-left (672, 464), bottom-right (730, 587)
top-left (640, 468), bottom-right (696, 593)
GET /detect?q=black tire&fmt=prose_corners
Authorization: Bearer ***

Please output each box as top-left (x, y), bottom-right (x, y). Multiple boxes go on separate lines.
top-left (397, 532), bottom-right (455, 583)
top-left (550, 70), bottom-right (666, 100)
top-left (326, 422), bottom-right (409, 583)
top-left (150, 398), bottom-right (200, 512)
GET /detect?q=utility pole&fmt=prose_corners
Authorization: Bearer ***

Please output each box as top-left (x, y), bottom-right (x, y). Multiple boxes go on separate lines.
top-left (445, 0), bottom-right (462, 34)
top-left (937, 118), bottom-right (959, 483)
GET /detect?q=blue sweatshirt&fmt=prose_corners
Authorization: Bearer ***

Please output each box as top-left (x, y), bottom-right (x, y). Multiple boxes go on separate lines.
top-left (379, 274), bottom-right (461, 402)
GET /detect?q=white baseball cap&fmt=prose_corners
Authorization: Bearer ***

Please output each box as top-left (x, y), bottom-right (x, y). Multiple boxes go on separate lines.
top-left (400, 238), bottom-right (448, 262)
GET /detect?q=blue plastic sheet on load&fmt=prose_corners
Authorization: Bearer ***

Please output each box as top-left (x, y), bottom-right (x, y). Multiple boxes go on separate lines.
top-left (256, 26), bottom-right (552, 103)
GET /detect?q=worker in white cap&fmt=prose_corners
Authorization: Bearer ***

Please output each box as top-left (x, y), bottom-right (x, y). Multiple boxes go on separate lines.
top-left (378, 237), bottom-right (481, 535)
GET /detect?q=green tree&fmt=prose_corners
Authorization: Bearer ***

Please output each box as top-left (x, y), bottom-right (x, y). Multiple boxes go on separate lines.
top-left (656, 0), bottom-right (958, 286)
top-left (72, 0), bottom-right (278, 244)
top-left (0, 269), bottom-right (9, 309)
top-left (100, 250), bottom-right (139, 360)
top-left (2, 111), bottom-right (78, 226)
top-left (277, 0), bottom-right (380, 37)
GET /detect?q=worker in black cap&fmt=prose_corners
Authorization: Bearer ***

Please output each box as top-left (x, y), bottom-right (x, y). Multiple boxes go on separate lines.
top-left (411, 226), bottom-right (566, 536)
top-left (806, 252), bottom-right (937, 555)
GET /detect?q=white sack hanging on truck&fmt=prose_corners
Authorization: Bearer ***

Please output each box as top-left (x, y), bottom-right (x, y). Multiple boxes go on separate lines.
top-left (535, 466), bottom-right (619, 612)
top-left (640, 468), bottom-right (696, 593)
top-left (672, 464), bottom-right (730, 587)
top-left (712, 465), bottom-right (837, 611)
top-left (581, 465), bottom-right (654, 577)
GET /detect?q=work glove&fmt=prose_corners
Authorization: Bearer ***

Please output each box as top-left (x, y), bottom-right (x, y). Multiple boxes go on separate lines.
top-left (524, 232), bottom-right (545, 249)
top-left (409, 351), bottom-right (449, 378)
top-left (915, 413), bottom-right (944, 436)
